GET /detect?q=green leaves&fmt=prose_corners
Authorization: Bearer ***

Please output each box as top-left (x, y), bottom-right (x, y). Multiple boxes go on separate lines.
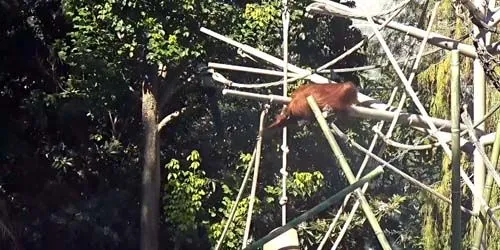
top-left (243, 2), bottom-right (280, 28)
top-left (291, 171), bottom-right (325, 197)
top-left (264, 171), bottom-right (325, 201)
top-left (163, 150), bottom-right (214, 236)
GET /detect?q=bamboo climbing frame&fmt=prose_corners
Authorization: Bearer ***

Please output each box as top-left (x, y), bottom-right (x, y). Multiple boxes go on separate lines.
top-left (204, 0), bottom-right (500, 249)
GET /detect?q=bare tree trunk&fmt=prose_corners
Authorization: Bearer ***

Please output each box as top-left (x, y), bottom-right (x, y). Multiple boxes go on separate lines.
top-left (140, 78), bottom-right (160, 250)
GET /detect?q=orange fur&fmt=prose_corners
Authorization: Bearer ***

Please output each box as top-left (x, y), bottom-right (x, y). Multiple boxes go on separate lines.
top-left (265, 82), bottom-right (359, 131)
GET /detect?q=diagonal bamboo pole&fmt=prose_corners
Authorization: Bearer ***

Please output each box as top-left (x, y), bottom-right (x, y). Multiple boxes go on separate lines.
top-left (306, 0), bottom-right (477, 58)
top-left (242, 166), bottom-right (385, 250)
top-left (450, 49), bottom-right (462, 250)
top-left (328, 122), bottom-right (477, 215)
top-left (462, 113), bottom-right (500, 188)
top-left (328, 121), bottom-right (500, 228)
top-left (361, 12), bottom-right (497, 217)
top-left (330, 32), bottom-right (426, 246)
top-left (471, 121), bottom-right (500, 250)
top-left (242, 108), bottom-right (268, 248)
top-left (215, 147), bottom-right (257, 250)
top-left (307, 96), bottom-right (392, 250)
top-left (317, 88), bottom-right (399, 250)
top-left (200, 27), bottom-right (387, 110)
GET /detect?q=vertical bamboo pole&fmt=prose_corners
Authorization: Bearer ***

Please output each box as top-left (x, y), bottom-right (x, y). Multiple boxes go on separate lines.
top-left (450, 50), bottom-right (462, 250)
top-left (242, 108), bottom-right (267, 248)
top-left (473, 58), bottom-right (486, 213)
top-left (471, 0), bottom-right (487, 213)
top-left (306, 96), bottom-right (392, 250)
top-left (471, 122), bottom-right (500, 249)
top-left (280, 0), bottom-right (290, 226)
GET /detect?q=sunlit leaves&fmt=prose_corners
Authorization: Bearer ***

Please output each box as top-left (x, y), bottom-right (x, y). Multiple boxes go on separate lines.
top-left (264, 171), bottom-right (325, 201)
top-left (244, 3), bottom-right (281, 28)
top-left (163, 150), bottom-right (215, 235)
top-left (239, 151), bottom-right (253, 163)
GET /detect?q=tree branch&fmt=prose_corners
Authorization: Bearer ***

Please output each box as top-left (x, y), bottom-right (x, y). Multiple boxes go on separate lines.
top-left (157, 107), bottom-right (187, 132)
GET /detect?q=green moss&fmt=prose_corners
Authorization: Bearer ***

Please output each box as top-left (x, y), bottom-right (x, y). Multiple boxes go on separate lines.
top-left (416, 55), bottom-right (451, 119)
top-left (420, 155), bottom-right (473, 249)
top-left (486, 87), bottom-right (500, 131)
top-left (417, 2), bottom-right (479, 247)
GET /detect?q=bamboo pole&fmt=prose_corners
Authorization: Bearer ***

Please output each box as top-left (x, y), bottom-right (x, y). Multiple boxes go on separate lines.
top-left (328, 122), bottom-right (476, 215)
top-left (463, 102), bottom-right (500, 137)
top-left (306, 0), bottom-right (477, 58)
top-left (361, 12), bottom-right (496, 215)
top-left (318, 88), bottom-right (399, 250)
top-left (242, 166), bottom-right (385, 250)
top-left (471, 121), bottom-right (500, 250)
top-left (329, 121), bottom-right (500, 227)
top-left (316, 48), bottom-right (443, 74)
top-left (331, 67), bottom-right (409, 248)
top-left (471, 0), bottom-right (488, 214)
top-left (200, 27), bottom-right (388, 110)
top-left (462, 113), bottom-right (500, 188)
top-left (280, 0), bottom-right (290, 226)
top-left (242, 108), bottom-right (267, 247)
top-left (215, 148), bottom-right (257, 250)
top-left (370, 16), bottom-right (477, 58)
top-left (450, 50), bottom-right (462, 250)
top-left (307, 96), bottom-right (392, 250)
top-left (473, 58), bottom-right (486, 213)
top-left (221, 89), bottom-right (483, 141)
top-left (208, 62), bottom-right (302, 78)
